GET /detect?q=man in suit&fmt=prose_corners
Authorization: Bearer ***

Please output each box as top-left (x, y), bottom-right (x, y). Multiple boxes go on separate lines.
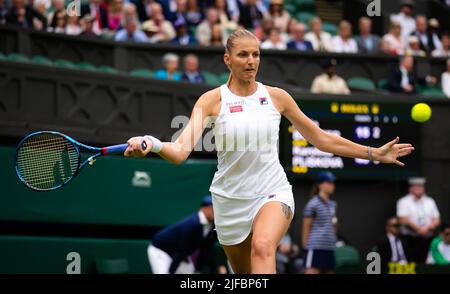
top-left (355, 17), bottom-right (380, 54)
top-left (375, 217), bottom-right (408, 271)
top-left (387, 55), bottom-right (416, 94)
top-left (181, 54), bottom-right (205, 84)
top-left (410, 15), bottom-right (441, 54)
top-left (287, 23), bottom-right (313, 51)
top-left (147, 195), bottom-right (216, 274)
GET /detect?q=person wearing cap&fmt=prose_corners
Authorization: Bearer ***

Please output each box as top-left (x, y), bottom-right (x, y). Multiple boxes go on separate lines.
top-left (147, 195), bottom-right (217, 274)
top-left (302, 172), bottom-right (338, 274)
top-left (390, 0), bottom-right (416, 41)
top-left (171, 18), bottom-right (198, 45)
top-left (405, 35), bottom-right (426, 57)
top-left (310, 58), bottom-right (350, 95)
top-left (396, 177), bottom-right (441, 263)
top-left (141, 3), bottom-right (176, 43)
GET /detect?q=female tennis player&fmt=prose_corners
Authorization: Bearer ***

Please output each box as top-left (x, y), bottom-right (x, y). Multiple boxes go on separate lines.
top-left (124, 29), bottom-right (414, 274)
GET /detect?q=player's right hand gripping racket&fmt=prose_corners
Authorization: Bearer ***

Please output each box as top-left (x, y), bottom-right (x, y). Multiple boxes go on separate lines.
top-left (14, 131), bottom-right (147, 191)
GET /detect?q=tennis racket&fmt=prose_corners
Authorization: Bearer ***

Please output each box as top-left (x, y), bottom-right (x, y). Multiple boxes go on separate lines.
top-left (14, 131), bottom-right (146, 191)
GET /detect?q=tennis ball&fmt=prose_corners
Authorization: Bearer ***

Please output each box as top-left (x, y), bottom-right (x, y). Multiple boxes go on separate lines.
top-left (411, 103), bottom-right (432, 123)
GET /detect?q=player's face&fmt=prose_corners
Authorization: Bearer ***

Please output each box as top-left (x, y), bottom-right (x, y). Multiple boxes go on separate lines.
top-left (319, 181), bottom-right (335, 195)
top-left (226, 37), bottom-right (260, 82)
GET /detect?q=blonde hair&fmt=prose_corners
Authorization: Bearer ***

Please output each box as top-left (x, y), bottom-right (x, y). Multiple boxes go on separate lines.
top-left (225, 29), bottom-right (258, 54)
top-left (224, 29), bottom-right (258, 85)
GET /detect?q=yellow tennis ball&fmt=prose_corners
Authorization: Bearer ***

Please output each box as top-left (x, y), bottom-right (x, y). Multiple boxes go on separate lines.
top-left (411, 103), bottom-right (432, 123)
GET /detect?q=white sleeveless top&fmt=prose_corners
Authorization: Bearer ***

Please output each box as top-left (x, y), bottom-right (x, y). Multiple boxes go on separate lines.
top-left (209, 82), bottom-right (291, 199)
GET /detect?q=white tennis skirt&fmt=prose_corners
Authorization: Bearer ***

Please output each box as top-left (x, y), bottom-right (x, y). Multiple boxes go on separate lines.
top-left (211, 189), bottom-right (295, 246)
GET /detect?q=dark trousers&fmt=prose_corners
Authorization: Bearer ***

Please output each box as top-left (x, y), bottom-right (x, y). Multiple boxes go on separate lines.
top-left (401, 235), bottom-right (432, 263)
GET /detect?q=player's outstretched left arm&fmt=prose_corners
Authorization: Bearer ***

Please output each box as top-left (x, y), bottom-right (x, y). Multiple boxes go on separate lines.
top-left (270, 87), bottom-right (415, 166)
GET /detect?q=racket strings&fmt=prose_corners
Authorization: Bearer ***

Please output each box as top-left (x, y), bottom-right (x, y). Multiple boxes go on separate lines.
top-left (16, 134), bottom-right (79, 190)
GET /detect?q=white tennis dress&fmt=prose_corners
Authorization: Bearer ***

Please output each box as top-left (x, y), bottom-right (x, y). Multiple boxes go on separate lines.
top-left (209, 82), bottom-right (294, 246)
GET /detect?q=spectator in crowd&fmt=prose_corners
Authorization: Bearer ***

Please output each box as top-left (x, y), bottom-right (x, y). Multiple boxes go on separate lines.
top-left (210, 23), bottom-right (224, 46)
top-left (382, 21), bottom-right (407, 55)
top-left (47, 9), bottom-right (66, 33)
top-left (155, 53), bottom-right (182, 81)
top-left (147, 195), bottom-right (217, 274)
top-left (276, 233), bottom-right (302, 274)
top-left (6, 0), bottom-right (47, 30)
top-left (142, 21), bottom-right (161, 43)
top-left (80, 0), bottom-right (108, 35)
top-left (426, 223), bottom-right (450, 265)
top-left (302, 172), bottom-right (338, 274)
top-left (311, 58), bottom-right (350, 95)
top-left (186, 0), bottom-right (203, 27)
top-left (374, 217), bottom-right (408, 270)
top-left (128, 0), bottom-right (147, 23)
top-left (159, 0), bottom-right (178, 21)
top-left (196, 7), bottom-right (219, 45)
top-left (442, 59), bottom-right (450, 98)
top-left (107, 0), bottom-right (124, 31)
top-left (331, 20), bottom-right (358, 53)
top-left (114, 16), bottom-right (148, 42)
top-left (65, 15), bottom-right (81, 36)
top-left (261, 27), bottom-right (286, 50)
top-left (397, 177), bottom-right (441, 263)
top-left (387, 56), bottom-right (416, 94)
top-left (0, 0), bottom-right (8, 24)
top-left (355, 17), bottom-right (380, 54)
top-left (410, 15), bottom-right (441, 54)
top-left (169, 0), bottom-right (189, 26)
top-left (238, 0), bottom-right (264, 30)
top-left (214, 0), bottom-right (238, 41)
top-left (305, 17), bottom-right (332, 52)
top-left (181, 54), bottom-right (205, 84)
top-left (267, 0), bottom-right (290, 33)
top-left (390, 0), bottom-right (415, 41)
top-left (379, 38), bottom-right (396, 55)
top-left (426, 18), bottom-right (442, 53)
top-left (79, 14), bottom-right (98, 38)
top-left (432, 32), bottom-right (450, 58)
top-left (33, 0), bottom-right (47, 21)
top-left (141, 2), bottom-right (176, 43)
top-left (286, 22), bottom-right (312, 51)
top-left (405, 35), bottom-right (426, 57)
top-left (171, 18), bottom-right (198, 45)
top-left (387, 55), bottom-right (416, 94)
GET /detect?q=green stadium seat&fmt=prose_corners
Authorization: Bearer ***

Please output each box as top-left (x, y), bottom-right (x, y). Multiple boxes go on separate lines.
top-left (129, 68), bottom-right (155, 78)
top-left (31, 55), bottom-right (53, 66)
top-left (295, 12), bottom-right (316, 24)
top-left (7, 53), bottom-right (30, 63)
top-left (95, 258), bottom-right (130, 274)
top-left (54, 59), bottom-right (76, 69)
top-left (377, 79), bottom-right (388, 89)
top-left (203, 71), bottom-right (219, 86)
top-left (77, 62), bottom-right (97, 71)
top-left (97, 65), bottom-right (118, 74)
top-left (323, 22), bottom-right (338, 36)
top-left (347, 77), bottom-right (376, 92)
top-left (0, 52), bottom-right (5, 60)
top-left (335, 245), bottom-right (362, 274)
top-left (217, 72), bottom-right (229, 85)
top-left (421, 87), bottom-right (447, 99)
top-left (294, 0), bottom-right (316, 12)
top-left (284, 3), bottom-right (297, 15)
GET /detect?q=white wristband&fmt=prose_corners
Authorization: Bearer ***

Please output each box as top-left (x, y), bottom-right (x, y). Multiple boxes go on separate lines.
top-left (144, 135), bottom-right (163, 153)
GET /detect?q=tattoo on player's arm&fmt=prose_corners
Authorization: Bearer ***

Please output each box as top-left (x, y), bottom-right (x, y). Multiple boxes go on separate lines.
top-left (281, 203), bottom-right (292, 220)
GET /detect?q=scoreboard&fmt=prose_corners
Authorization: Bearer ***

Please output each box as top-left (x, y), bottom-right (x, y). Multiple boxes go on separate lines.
top-left (281, 99), bottom-right (421, 180)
